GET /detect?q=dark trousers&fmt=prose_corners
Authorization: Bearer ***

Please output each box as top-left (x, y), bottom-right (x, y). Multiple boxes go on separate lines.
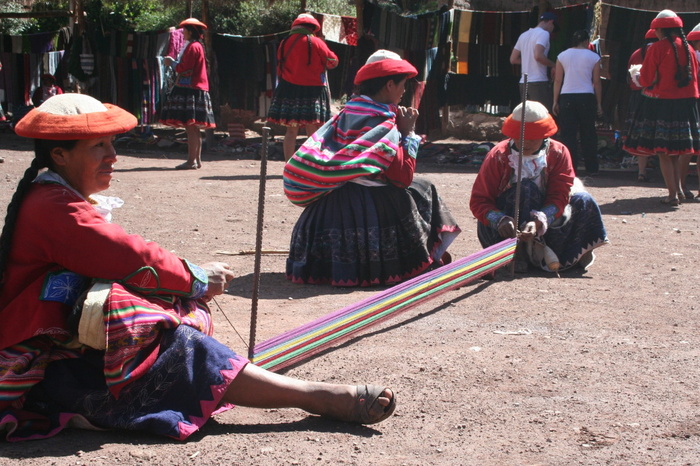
top-left (519, 81), bottom-right (553, 113)
top-left (557, 93), bottom-right (598, 174)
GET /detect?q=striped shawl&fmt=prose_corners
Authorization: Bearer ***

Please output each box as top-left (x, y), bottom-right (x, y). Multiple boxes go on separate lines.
top-left (283, 96), bottom-right (401, 207)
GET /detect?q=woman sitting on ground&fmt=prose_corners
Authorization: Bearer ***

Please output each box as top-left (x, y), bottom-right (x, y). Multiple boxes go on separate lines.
top-left (284, 50), bottom-right (461, 287)
top-left (0, 94), bottom-right (395, 441)
top-left (469, 100), bottom-right (608, 273)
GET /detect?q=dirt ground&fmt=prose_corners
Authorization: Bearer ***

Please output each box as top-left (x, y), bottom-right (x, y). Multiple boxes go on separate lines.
top-left (1, 129), bottom-right (699, 465)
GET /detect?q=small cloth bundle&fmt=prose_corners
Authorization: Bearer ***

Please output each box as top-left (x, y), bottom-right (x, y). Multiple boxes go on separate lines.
top-left (629, 64), bottom-right (643, 88)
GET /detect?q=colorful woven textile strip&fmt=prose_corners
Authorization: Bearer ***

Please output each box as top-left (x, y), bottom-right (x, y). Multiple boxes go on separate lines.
top-left (252, 238), bottom-right (517, 371)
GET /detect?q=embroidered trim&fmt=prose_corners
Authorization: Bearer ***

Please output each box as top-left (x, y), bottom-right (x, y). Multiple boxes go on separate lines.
top-left (486, 210), bottom-right (506, 229)
top-left (400, 132), bottom-right (421, 159)
top-left (186, 260), bottom-right (208, 299)
top-left (541, 204), bottom-right (558, 225)
top-left (40, 270), bottom-right (90, 307)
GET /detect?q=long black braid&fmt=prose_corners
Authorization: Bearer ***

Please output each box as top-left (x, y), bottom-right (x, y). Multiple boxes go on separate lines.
top-left (0, 139), bottom-right (76, 287)
top-left (663, 27), bottom-right (692, 88)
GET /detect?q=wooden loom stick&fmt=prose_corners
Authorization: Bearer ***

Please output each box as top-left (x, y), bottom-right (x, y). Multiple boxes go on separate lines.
top-left (512, 74), bottom-right (528, 275)
top-left (248, 127), bottom-right (270, 359)
top-left (252, 238), bottom-right (517, 371)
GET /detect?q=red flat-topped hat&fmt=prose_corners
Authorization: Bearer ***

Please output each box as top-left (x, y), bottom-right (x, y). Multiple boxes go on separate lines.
top-left (650, 10), bottom-right (683, 29)
top-left (645, 28), bottom-right (657, 40)
top-left (502, 100), bottom-right (558, 140)
top-left (14, 93), bottom-right (137, 140)
top-left (688, 23), bottom-right (700, 41)
top-left (179, 17), bottom-right (207, 29)
top-left (354, 49), bottom-right (418, 85)
top-left (291, 13), bottom-right (320, 32)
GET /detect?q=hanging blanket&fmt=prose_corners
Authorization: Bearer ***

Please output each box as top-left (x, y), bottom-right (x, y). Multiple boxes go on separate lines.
top-left (283, 96), bottom-right (402, 207)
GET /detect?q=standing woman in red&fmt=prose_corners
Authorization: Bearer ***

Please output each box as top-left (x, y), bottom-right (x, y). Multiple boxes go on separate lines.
top-left (160, 18), bottom-right (216, 170)
top-left (688, 22), bottom-right (700, 198)
top-left (267, 13), bottom-right (339, 161)
top-left (625, 28), bottom-right (658, 182)
top-left (624, 10), bottom-right (700, 206)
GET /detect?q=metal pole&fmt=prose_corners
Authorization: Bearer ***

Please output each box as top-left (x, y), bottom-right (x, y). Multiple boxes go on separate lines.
top-left (248, 127), bottom-right (270, 360)
top-left (514, 74), bottom-right (528, 233)
top-left (511, 74), bottom-right (528, 275)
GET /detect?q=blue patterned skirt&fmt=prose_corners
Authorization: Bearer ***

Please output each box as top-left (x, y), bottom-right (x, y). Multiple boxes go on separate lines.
top-left (477, 180), bottom-right (608, 271)
top-left (287, 178), bottom-right (461, 287)
top-left (159, 86), bottom-right (216, 129)
top-left (267, 79), bottom-right (331, 127)
top-left (3, 326), bottom-right (247, 441)
top-left (624, 95), bottom-right (700, 156)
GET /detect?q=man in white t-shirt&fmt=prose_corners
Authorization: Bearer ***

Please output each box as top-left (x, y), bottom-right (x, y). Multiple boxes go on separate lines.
top-left (510, 12), bottom-right (557, 112)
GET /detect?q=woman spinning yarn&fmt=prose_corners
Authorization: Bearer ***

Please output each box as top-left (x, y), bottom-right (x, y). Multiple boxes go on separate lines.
top-left (0, 94), bottom-right (396, 441)
top-left (284, 50), bottom-right (461, 287)
top-left (470, 100), bottom-right (608, 273)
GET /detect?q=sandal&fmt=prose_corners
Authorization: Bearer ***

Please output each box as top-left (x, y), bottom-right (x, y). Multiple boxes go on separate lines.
top-left (637, 173), bottom-right (649, 182)
top-left (347, 385), bottom-right (396, 425)
top-left (682, 190), bottom-right (695, 201)
top-left (175, 162), bottom-right (199, 170)
top-left (660, 197), bottom-right (680, 207)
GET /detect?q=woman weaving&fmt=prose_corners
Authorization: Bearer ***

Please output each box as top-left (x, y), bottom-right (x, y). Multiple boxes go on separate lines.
top-left (284, 50), bottom-right (461, 287)
top-left (0, 94), bottom-right (395, 441)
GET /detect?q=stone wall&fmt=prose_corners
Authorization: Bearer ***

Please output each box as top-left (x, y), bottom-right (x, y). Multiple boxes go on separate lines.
top-left (444, 110), bottom-right (505, 141)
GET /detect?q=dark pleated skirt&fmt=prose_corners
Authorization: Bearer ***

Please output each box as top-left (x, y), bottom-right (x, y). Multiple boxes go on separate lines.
top-left (624, 95), bottom-right (700, 156)
top-left (6, 326), bottom-right (247, 441)
top-left (267, 79), bottom-right (331, 127)
top-left (159, 86), bottom-right (216, 128)
top-left (477, 180), bottom-right (608, 271)
top-left (287, 178), bottom-right (461, 287)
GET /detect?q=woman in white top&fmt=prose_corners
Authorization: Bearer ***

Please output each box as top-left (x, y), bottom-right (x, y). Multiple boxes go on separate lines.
top-left (553, 29), bottom-right (603, 176)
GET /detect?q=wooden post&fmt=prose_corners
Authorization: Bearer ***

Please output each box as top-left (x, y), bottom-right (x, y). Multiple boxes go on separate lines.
top-left (440, 0), bottom-right (455, 137)
top-left (355, 0), bottom-right (363, 41)
top-left (201, 0), bottom-right (215, 149)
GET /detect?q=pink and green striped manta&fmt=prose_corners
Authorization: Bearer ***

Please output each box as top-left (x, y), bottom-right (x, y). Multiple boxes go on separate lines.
top-left (252, 238), bottom-right (517, 371)
top-left (283, 96), bottom-right (403, 207)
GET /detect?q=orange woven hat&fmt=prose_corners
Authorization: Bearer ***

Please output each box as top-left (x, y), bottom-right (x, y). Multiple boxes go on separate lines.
top-left (502, 101), bottom-right (558, 140)
top-left (14, 93), bottom-right (137, 140)
top-left (291, 13), bottom-right (320, 32)
top-left (650, 10), bottom-right (683, 29)
top-left (179, 17), bottom-right (207, 29)
top-left (354, 49), bottom-right (418, 85)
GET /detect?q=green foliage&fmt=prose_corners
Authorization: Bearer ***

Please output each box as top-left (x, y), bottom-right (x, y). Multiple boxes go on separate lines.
top-left (1, 0), bottom-right (443, 36)
top-left (212, 1), bottom-right (299, 36)
top-left (371, 0), bottom-right (440, 14)
top-left (307, 0), bottom-right (354, 17)
top-left (0, 0), bottom-right (72, 34)
top-left (82, 0), bottom-right (180, 32)
top-left (211, 0), bottom-right (356, 36)
top-left (0, 1), bottom-right (27, 35)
